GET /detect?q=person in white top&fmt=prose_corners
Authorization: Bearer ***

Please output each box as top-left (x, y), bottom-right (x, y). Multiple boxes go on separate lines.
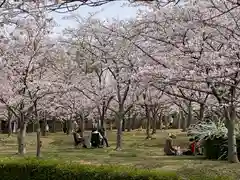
top-left (45, 124), bottom-right (49, 132)
top-left (169, 115), bottom-right (174, 128)
top-left (73, 121), bottom-right (79, 131)
top-left (91, 128), bottom-right (103, 139)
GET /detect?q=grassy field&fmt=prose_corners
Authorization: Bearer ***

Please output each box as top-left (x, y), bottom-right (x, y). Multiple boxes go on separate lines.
top-left (0, 129), bottom-right (239, 177)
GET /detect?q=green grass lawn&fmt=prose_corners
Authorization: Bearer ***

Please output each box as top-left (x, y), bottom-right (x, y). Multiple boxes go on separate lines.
top-left (0, 129), bottom-right (239, 178)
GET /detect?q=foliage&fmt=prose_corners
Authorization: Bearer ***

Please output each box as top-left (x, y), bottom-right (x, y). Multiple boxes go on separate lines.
top-left (0, 158), bottom-right (232, 180)
top-left (0, 0), bottom-right (240, 160)
top-left (0, 158), bottom-right (177, 180)
top-left (188, 121), bottom-right (240, 160)
top-left (204, 137), bottom-right (228, 160)
top-left (187, 121), bottom-right (228, 140)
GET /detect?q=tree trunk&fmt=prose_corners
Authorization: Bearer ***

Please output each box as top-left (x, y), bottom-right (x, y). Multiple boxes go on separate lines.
top-left (100, 114), bottom-right (104, 129)
top-left (151, 111), bottom-right (157, 134)
top-left (52, 117), bottom-right (56, 133)
top-left (100, 110), bottom-right (107, 136)
top-left (8, 120), bottom-right (12, 137)
top-left (199, 104), bottom-right (205, 122)
top-left (146, 117), bottom-right (151, 139)
top-left (122, 118), bottom-right (125, 131)
top-left (66, 120), bottom-right (72, 135)
top-left (131, 114), bottom-right (137, 130)
top-left (187, 101), bottom-right (193, 127)
top-left (127, 111), bottom-right (131, 132)
top-left (7, 110), bottom-right (12, 137)
top-left (226, 106), bottom-right (239, 163)
top-left (139, 118), bottom-right (144, 130)
top-left (145, 106), bottom-right (151, 139)
top-left (63, 120), bottom-right (67, 133)
top-left (17, 122), bottom-right (27, 155)
top-left (181, 111), bottom-right (187, 132)
top-left (36, 121), bottom-right (41, 158)
top-left (80, 115), bottom-right (85, 137)
top-left (33, 102), bottom-right (41, 158)
top-left (127, 118), bottom-right (131, 132)
top-left (177, 112), bottom-right (181, 129)
top-left (42, 119), bottom-right (47, 136)
top-left (116, 113), bottom-right (123, 150)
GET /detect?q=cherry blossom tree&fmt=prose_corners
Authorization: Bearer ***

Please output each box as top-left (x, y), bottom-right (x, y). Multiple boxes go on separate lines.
top-left (64, 18), bottom-right (142, 150)
top-left (127, 0), bottom-right (240, 162)
top-left (0, 9), bottom-right (58, 156)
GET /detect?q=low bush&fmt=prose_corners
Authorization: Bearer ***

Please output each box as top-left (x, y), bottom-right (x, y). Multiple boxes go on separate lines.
top-left (204, 137), bottom-right (240, 160)
top-left (0, 158), bottom-right (233, 180)
top-left (0, 158), bottom-right (176, 180)
top-left (187, 120), bottom-right (240, 160)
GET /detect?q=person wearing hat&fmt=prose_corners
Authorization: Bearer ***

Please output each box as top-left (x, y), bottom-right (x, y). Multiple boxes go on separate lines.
top-left (164, 133), bottom-right (178, 155)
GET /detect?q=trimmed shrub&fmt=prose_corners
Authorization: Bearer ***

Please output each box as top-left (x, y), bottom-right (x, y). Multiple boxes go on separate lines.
top-left (204, 137), bottom-right (227, 160)
top-left (0, 158), bottom-right (177, 180)
top-left (204, 137), bottom-right (240, 160)
top-left (0, 158), bottom-right (233, 180)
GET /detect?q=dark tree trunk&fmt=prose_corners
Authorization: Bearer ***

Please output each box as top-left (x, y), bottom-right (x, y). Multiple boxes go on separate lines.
top-left (181, 111), bottom-right (187, 132)
top-left (80, 114), bottom-right (85, 137)
top-left (199, 103), bottom-right (205, 122)
top-left (145, 105), bottom-right (151, 139)
top-left (122, 118), bottom-right (125, 131)
top-left (187, 101), bottom-right (193, 127)
top-left (131, 114), bottom-right (137, 130)
top-left (127, 119), bottom-right (131, 132)
top-left (225, 85), bottom-right (239, 163)
top-left (42, 119), bottom-right (47, 136)
top-left (17, 114), bottom-right (27, 155)
top-left (7, 110), bottom-right (12, 137)
top-left (158, 112), bottom-right (163, 130)
top-left (116, 112), bottom-right (123, 151)
top-left (151, 110), bottom-right (157, 134)
top-left (52, 117), bottom-right (56, 133)
top-left (66, 119), bottom-right (72, 135)
top-left (177, 112), bottom-right (181, 129)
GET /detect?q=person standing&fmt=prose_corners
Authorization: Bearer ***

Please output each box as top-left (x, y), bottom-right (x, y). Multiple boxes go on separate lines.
top-left (169, 115), bottom-right (174, 128)
top-left (45, 123), bottom-right (49, 135)
top-left (73, 121), bottom-right (79, 131)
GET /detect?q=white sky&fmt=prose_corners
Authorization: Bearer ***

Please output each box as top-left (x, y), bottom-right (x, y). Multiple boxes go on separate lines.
top-left (50, 2), bottom-right (143, 33)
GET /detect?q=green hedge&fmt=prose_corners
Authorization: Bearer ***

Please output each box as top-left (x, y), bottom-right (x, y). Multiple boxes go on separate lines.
top-left (0, 158), bottom-right (233, 180)
top-left (204, 137), bottom-right (240, 160)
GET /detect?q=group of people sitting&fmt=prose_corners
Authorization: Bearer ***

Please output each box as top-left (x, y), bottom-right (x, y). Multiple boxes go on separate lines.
top-left (73, 127), bottom-right (110, 148)
top-left (164, 133), bottom-right (203, 156)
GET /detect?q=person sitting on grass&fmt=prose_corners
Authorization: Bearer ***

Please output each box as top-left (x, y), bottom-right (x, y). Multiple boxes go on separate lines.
top-left (182, 138), bottom-right (195, 155)
top-left (90, 128), bottom-right (103, 148)
top-left (164, 133), bottom-right (178, 156)
top-left (73, 128), bottom-right (86, 148)
top-left (182, 137), bottom-right (202, 155)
